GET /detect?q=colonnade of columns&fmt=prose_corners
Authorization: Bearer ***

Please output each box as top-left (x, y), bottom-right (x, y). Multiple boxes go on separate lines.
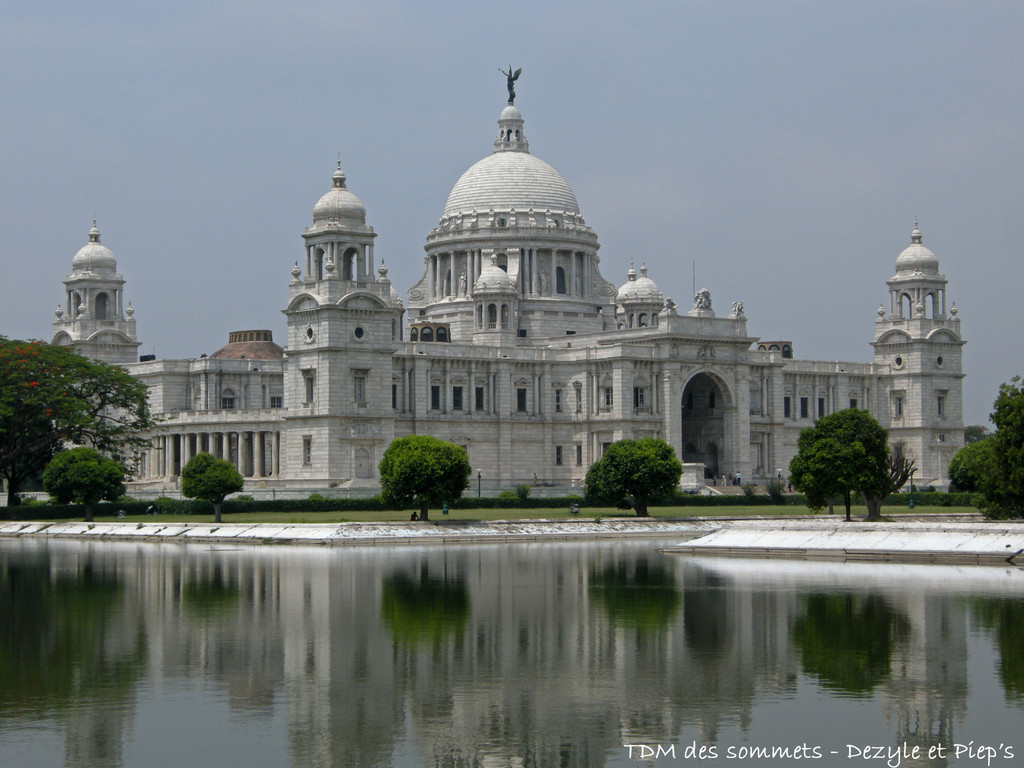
top-left (141, 430), bottom-right (282, 480)
top-left (425, 248), bottom-right (594, 300)
top-left (304, 242), bottom-right (373, 282)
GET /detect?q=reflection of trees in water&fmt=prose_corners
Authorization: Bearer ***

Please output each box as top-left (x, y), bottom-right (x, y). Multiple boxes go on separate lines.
top-left (971, 597), bottom-right (1024, 700)
top-left (683, 569), bottom-right (732, 656)
top-left (181, 563), bottom-right (241, 620)
top-left (589, 555), bottom-right (681, 631)
top-left (792, 593), bottom-right (909, 695)
top-left (381, 567), bottom-right (470, 644)
top-left (0, 550), bottom-right (145, 767)
top-left (0, 555), bottom-right (141, 711)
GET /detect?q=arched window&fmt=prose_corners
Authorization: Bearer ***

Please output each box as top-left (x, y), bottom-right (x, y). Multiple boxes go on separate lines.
top-left (782, 345), bottom-right (793, 359)
top-left (420, 327), bottom-right (433, 342)
top-left (221, 389), bottom-right (236, 410)
top-left (638, 313), bottom-right (647, 327)
top-left (556, 266), bottom-right (566, 294)
top-left (94, 293), bottom-right (108, 320)
top-left (314, 249), bottom-right (325, 280)
top-left (487, 304), bottom-right (498, 328)
top-left (410, 327), bottom-right (418, 341)
top-left (343, 247), bottom-right (358, 280)
top-left (497, 254), bottom-right (508, 272)
top-left (476, 305), bottom-right (483, 328)
top-left (500, 304), bottom-right (509, 328)
top-left (436, 327), bottom-right (448, 342)
top-left (899, 293), bottom-right (912, 319)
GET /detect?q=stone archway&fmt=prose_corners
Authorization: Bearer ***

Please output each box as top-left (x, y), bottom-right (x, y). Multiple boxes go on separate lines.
top-left (681, 372), bottom-right (729, 478)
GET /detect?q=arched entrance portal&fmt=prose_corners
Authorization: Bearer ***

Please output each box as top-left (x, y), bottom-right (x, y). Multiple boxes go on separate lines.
top-left (681, 373), bottom-right (727, 479)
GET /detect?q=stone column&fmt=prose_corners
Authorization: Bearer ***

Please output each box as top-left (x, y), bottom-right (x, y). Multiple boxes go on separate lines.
top-left (257, 431), bottom-right (266, 477)
top-left (272, 430), bottom-right (280, 479)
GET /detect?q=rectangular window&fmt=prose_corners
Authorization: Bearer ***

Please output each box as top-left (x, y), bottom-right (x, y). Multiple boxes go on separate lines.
top-left (270, 395), bottom-right (283, 408)
top-left (555, 446), bottom-right (563, 465)
top-left (937, 395), bottom-right (944, 417)
top-left (633, 387), bottom-right (646, 411)
top-left (575, 388), bottom-right (583, 413)
top-left (784, 396), bottom-right (791, 418)
top-left (354, 375), bottom-right (366, 404)
top-left (895, 396), bottom-right (904, 418)
top-left (800, 397), bottom-right (809, 419)
top-left (603, 387), bottom-right (613, 409)
top-left (452, 386), bottom-right (463, 411)
top-left (517, 388), bottom-right (528, 413)
top-left (304, 373), bottom-right (315, 404)
top-left (850, 398), bottom-right (858, 409)
top-left (818, 398), bottom-right (825, 419)
top-left (430, 385), bottom-right (441, 411)
top-left (576, 444), bottom-right (583, 466)
top-left (221, 395), bottom-right (235, 410)
top-left (475, 386), bottom-right (485, 412)
top-left (392, 384), bottom-right (398, 410)
top-left (555, 389), bottom-right (563, 413)
top-left (302, 437), bottom-right (312, 465)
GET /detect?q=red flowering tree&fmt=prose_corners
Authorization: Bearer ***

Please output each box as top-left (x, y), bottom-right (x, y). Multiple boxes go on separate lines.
top-left (0, 337), bottom-right (152, 507)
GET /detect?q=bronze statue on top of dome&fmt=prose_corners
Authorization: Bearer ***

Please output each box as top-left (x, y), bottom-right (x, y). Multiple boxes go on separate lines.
top-left (499, 66), bottom-right (522, 104)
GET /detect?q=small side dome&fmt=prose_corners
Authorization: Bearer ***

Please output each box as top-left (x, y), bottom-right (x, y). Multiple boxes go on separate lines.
top-left (473, 254), bottom-right (515, 294)
top-left (71, 222), bottom-right (117, 273)
top-left (895, 224), bottom-right (939, 274)
top-left (618, 263), bottom-right (663, 302)
top-left (312, 163), bottom-right (367, 226)
top-left (209, 330), bottom-right (284, 360)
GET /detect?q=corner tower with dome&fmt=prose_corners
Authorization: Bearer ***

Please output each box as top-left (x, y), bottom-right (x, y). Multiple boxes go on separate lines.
top-left (52, 221), bottom-right (140, 365)
top-left (52, 76), bottom-right (965, 496)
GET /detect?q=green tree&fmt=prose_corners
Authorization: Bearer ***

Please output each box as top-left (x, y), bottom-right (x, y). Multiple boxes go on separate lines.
top-left (180, 452), bottom-right (244, 523)
top-left (948, 438), bottom-right (995, 493)
top-left (976, 377), bottom-right (1024, 519)
top-left (584, 437), bottom-right (682, 517)
top-left (378, 435), bottom-right (470, 521)
top-left (789, 409), bottom-right (911, 521)
top-left (0, 337), bottom-right (152, 506)
top-left (41, 447), bottom-right (126, 522)
top-left (964, 424), bottom-right (990, 444)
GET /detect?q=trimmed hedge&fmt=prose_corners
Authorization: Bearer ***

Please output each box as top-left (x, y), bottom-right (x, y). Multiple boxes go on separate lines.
top-left (1, 489), bottom-right (979, 521)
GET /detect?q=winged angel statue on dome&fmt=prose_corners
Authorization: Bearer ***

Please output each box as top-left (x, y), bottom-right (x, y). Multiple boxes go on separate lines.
top-left (500, 66), bottom-right (522, 104)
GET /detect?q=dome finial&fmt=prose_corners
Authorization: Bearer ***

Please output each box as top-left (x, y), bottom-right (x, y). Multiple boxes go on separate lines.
top-left (911, 220), bottom-right (922, 244)
top-left (333, 161), bottom-right (347, 189)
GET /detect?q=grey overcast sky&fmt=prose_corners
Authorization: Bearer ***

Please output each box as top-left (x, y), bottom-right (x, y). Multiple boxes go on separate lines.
top-left (2, 1), bottom-right (1021, 425)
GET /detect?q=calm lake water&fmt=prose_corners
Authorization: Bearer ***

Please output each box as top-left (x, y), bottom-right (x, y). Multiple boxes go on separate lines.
top-left (0, 537), bottom-right (1022, 768)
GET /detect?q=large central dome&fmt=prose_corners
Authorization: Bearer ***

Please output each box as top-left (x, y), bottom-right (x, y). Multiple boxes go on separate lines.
top-left (441, 104), bottom-right (580, 218)
top-left (443, 152), bottom-right (580, 217)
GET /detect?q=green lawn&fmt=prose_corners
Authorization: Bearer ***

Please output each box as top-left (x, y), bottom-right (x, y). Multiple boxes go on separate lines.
top-left (59, 505), bottom-right (973, 525)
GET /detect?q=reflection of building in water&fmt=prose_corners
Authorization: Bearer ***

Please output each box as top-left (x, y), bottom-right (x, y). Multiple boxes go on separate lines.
top-left (881, 593), bottom-right (968, 767)
top-left (14, 543), bottom-right (1020, 768)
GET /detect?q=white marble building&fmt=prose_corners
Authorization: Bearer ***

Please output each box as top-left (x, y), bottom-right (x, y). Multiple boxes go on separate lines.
top-left (52, 95), bottom-right (965, 495)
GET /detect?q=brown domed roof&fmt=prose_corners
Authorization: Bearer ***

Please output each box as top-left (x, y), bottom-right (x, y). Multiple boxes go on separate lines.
top-left (209, 330), bottom-right (284, 360)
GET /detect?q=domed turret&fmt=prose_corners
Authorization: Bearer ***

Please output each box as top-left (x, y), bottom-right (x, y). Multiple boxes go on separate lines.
top-left (617, 263), bottom-right (664, 329)
top-left (53, 221), bottom-right (140, 364)
top-left (474, 254), bottom-right (516, 295)
top-left (894, 224), bottom-right (940, 274)
top-left (71, 222), bottom-right (118, 273)
top-left (311, 163), bottom-right (367, 227)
